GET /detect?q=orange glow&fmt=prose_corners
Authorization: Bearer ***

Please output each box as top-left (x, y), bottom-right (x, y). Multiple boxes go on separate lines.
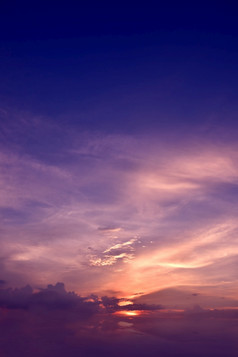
top-left (118, 301), bottom-right (133, 307)
top-left (115, 310), bottom-right (141, 317)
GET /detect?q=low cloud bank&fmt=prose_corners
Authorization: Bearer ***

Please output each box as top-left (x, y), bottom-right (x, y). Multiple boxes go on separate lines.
top-left (0, 282), bottom-right (238, 357)
top-left (0, 282), bottom-right (162, 314)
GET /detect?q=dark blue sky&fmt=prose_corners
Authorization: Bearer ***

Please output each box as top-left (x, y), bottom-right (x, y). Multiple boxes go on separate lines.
top-left (1, 1), bottom-right (238, 134)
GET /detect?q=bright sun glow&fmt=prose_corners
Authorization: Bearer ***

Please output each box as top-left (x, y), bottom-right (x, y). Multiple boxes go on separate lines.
top-left (115, 310), bottom-right (141, 316)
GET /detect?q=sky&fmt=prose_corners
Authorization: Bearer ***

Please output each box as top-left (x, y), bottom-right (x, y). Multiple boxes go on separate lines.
top-left (1, 2), bottom-right (238, 356)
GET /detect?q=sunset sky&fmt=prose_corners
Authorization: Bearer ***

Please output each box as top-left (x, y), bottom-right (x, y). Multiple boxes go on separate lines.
top-left (1, 2), bottom-right (238, 356)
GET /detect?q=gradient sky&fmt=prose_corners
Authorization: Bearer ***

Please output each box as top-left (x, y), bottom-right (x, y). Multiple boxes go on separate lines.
top-left (1, 1), bottom-right (238, 312)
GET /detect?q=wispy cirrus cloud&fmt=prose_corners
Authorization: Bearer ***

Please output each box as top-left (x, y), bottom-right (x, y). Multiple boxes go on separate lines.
top-left (1, 111), bottom-right (238, 298)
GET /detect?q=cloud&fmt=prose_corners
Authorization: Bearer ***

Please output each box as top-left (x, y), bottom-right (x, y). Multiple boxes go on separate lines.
top-left (88, 238), bottom-right (137, 267)
top-left (0, 283), bottom-right (237, 357)
top-left (135, 286), bottom-right (238, 310)
top-left (103, 238), bottom-right (136, 253)
top-left (1, 111), bottom-right (238, 298)
top-left (100, 295), bottom-right (162, 312)
top-left (89, 252), bottom-right (134, 267)
top-left (0, 281), bottom-right (162, 317)
top-left (0, 282), bottom-right (100, 315)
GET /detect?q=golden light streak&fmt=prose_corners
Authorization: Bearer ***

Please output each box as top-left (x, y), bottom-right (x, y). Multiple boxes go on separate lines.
top-left (118, 300), bottom-right (133, 306)
top-left (104, 220), bottom-right (238, 297)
